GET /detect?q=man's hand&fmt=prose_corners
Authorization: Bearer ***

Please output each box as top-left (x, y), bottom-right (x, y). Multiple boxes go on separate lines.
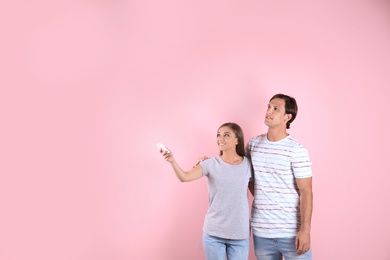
top-left (193, 156), bottom-right (209, 168)
top-left (295, 229), bottom-right (311, 255)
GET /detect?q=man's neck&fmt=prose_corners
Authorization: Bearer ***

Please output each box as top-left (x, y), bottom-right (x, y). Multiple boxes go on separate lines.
top-left (267, 127), bottom-right (289, 142)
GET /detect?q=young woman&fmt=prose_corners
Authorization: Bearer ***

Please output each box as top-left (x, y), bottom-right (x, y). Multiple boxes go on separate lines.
top-left (159, 122), bottom-right (253, 260)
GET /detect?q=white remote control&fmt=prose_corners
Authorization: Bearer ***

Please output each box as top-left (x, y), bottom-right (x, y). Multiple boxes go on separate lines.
top-left (156, 143), bottom-right (171, 153)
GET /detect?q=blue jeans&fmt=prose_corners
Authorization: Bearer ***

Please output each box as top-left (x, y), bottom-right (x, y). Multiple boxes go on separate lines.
top-left (203, 233), bottom-right (250, 260)
top-left (253, 236), bottom-right (312, 260)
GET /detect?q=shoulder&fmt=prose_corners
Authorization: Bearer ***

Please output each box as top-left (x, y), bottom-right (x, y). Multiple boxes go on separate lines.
top-left (285, 136), bottom-right (310, 155)
top-left (248, 133), bottom-right (267, 145)
top-left (285, 135), bottom-right (306, 148)
top-left (254, 133), bottom-right (267, 140)
top-left (200, 156), bottom-right (219, 167)
top-left (243, 156), bottom-right (253, 166)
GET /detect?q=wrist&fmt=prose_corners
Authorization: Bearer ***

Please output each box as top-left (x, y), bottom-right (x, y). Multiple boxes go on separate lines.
top-left (299, 229), bottom-right (311, 235)
top-left (299, 225), bottom-right (311, 233)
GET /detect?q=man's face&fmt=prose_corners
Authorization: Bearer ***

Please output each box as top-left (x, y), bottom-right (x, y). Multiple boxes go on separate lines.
top-left (264, 98), bottom-right (291, 128)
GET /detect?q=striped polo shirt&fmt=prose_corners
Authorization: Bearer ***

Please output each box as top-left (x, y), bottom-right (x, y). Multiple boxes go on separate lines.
top-left (246, 134), bottom-right (312, 238)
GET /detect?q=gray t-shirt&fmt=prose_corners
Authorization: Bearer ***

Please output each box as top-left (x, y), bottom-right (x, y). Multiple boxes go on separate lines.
top-left (200, 156), bottom-right (252, 239)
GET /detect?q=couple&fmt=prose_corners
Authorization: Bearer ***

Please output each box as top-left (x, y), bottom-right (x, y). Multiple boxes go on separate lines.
top-left (159, 94), bottom-right (313, 260)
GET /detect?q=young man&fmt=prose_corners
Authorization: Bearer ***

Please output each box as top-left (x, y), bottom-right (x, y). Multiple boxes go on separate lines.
top-left (246, 94), bottom-right (313, 260)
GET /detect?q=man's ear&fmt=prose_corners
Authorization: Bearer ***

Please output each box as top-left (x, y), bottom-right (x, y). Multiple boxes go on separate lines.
top-left (285, 114), bottom-right (292, 122)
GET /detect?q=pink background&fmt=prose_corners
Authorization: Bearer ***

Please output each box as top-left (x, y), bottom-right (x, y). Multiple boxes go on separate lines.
top-left (1, 1), bottom-right (390, 259)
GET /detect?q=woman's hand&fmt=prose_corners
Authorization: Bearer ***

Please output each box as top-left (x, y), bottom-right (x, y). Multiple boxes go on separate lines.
top-left (159, 147), bottom-right (174, 163)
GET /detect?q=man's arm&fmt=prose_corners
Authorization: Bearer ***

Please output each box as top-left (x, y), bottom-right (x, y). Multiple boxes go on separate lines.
top-left (295, 177), bottom-right (313, 255)
top-left (248, 180), bottom-right (254, 196)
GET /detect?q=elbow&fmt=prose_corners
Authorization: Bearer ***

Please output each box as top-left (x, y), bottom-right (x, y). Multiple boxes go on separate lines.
top-left (177, 176), bottom-right (188, 182)
top-left (301, 189), bottom-right (313, 198)
top-left (178, 171), bottom-right (192, 182)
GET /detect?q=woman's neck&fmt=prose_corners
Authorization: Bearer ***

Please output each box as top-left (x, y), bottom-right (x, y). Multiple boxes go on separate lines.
top-left (220, 151), bottom-right (243, 165)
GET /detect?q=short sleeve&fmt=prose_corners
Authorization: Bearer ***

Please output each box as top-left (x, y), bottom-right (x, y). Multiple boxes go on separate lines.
top-left (245, 138), bottom-right (255, 159)
top-left (199, 158), bottom-right (214, 177)
top-left (291, 146), bottom-right (312, 178)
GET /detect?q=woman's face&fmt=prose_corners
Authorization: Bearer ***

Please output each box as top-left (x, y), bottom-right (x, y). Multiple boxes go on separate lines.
top-left (216, 126), bottom-right (238, 152)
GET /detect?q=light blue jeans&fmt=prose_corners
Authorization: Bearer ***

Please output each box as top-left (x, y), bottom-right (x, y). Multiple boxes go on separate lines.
top-left (203, 233), bottom-right (250, 260)
top-left (253, 236), bottom-right (312, 260)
